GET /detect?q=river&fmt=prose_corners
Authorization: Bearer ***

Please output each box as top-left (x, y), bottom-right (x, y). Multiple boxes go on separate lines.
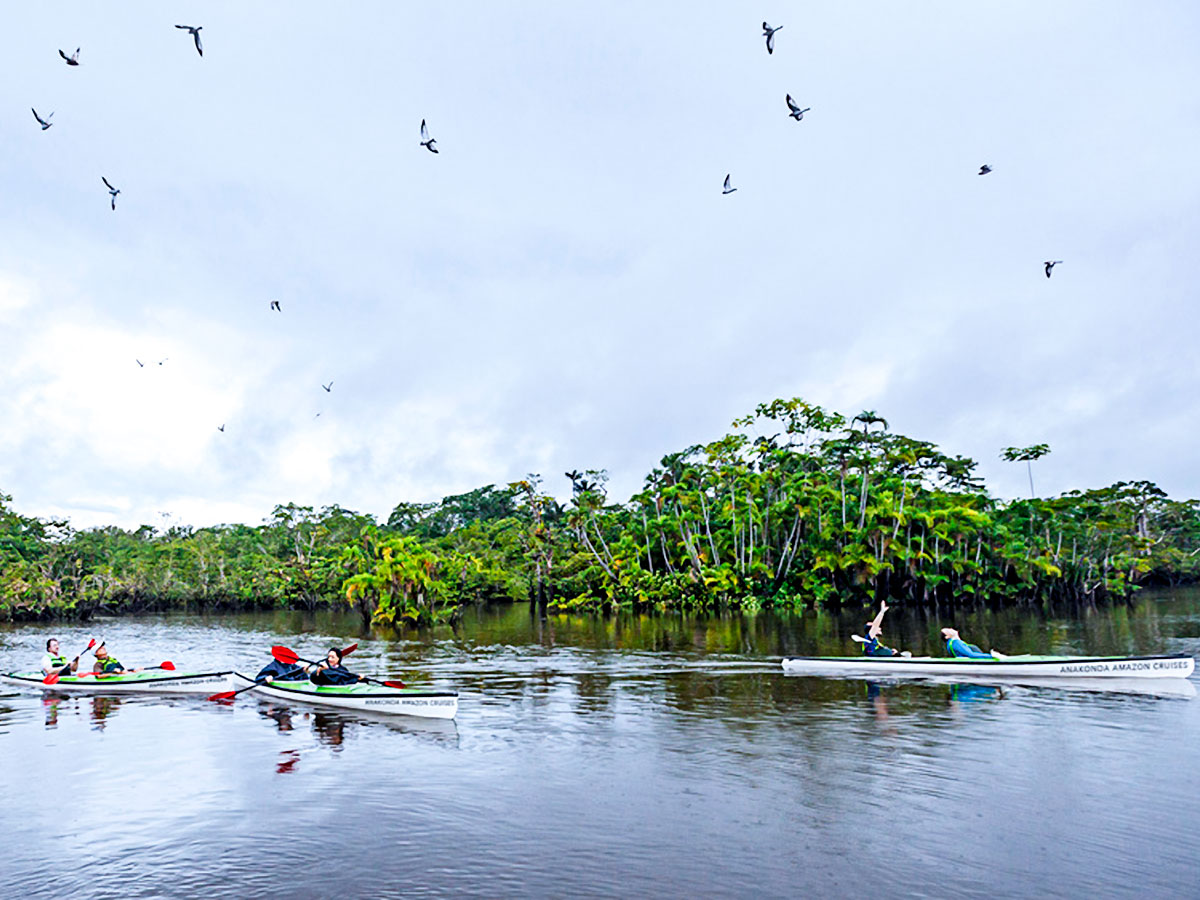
top-left (2, 591), bottom-right (1198, 898)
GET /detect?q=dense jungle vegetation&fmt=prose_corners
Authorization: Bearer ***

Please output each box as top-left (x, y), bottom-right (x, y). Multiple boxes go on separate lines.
top-left (3, 398), bottom-right (1199, 626)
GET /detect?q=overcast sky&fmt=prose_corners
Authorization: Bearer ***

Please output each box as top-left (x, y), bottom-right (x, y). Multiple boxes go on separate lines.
top-left (2, 2), bottom-right (1199, 530)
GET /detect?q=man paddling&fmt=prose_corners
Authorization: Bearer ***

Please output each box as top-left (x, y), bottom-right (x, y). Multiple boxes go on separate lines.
top-left (256, 656), bottom-right (308, 684)
top-left (93, 643), bottom-right (142, 674)
top-left (941, 627), bottom-right (1005, 660)
top-left (40, 638), bottom-right (79, 676)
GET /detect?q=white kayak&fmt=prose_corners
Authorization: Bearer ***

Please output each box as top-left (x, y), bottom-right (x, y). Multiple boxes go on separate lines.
top-left (231, 672), bottom-right (459, 719)
top-left (780, 653), bottom-right (1195, 679)
top-left (0, 670), bottom-right (233, 694)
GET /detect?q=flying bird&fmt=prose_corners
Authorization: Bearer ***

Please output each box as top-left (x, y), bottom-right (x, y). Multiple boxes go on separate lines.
top-left (321, 382), bottom-right (333, 392)
top-left (135, 359), bottom-right (144, 368)
top-left (157, 358), bottom-right (168, 366)
top-left (270, 300), bottom-right (281, 311)
top-left (785, 94), bottom-right (810, 121)
top-left (31, 108), bottom-right (53, 130)
top-left (217, 424), bottom-right (225, 432)
top-left (978, 164), bottom-right (992, 175)
top-left (763, 22), bottom-right (782, 55)
top-left (722, 174), bottom-right (736, 195)
top-left (102, 177), bottom-right (120, 210)
top-left (1044, 260), bottom-right (1062, 278)
top-left (58, 48), bottom-right (80, 66)
top-left (420, 119), bottom-right (438, 153)
top-left (175, 25), bottom-right (203, 57)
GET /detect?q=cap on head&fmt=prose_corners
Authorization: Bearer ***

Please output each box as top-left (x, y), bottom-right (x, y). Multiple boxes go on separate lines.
top-left (941, 627), bottom-right (958, 639)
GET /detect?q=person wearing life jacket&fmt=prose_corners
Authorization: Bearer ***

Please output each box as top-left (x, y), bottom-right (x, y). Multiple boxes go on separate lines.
top-left (92, 643), bottom-right (142, 675)
top-left (858, 600), bottom-right (908, 657)
top-left (40, 638), bottom-right (79, 676)
top-left (304, 648), bottom-right (365, 686)
top-left (256, 657), bottom-right (308, 684)
top-left (940, 627), bottom-right (1004, 660)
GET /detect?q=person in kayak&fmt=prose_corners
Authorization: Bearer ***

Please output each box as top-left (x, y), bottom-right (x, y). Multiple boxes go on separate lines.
top-left (857, 600), bottom-right (911, 657)
top-left (304, 647), bottom-right (366, 686)
top-left (256, 657), bottom-right (308, 684)
top-left (92, 643), bottom-right (142, 675)
top-left (940, 628), bottom-right (1004, 660)
top-left (40, 638), bottom-right (79, 676)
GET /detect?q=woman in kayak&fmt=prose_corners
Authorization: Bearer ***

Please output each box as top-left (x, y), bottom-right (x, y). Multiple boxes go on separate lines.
top-left (941, 628), bottom-right (1004, 660)
top-left (92, 643), bottom-right (142, 674)
top-left (858, 601), bottom-right (911, 657)
top-left (40, 638), bottom-right (79, 676)
top-left (304, 647), bottom-right (366, 686)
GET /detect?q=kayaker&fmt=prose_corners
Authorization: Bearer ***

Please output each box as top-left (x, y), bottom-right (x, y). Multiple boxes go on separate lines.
top-left (92, 643), bottom-right (142, 675)
top-left (940, 628), bottom-right (1003, 660)
top-left (40, 638), bottom-right (79, 676)
top-left (858, 600), bottom-right (910, 657)
top-left (256, 657), bottom-right (308, 684)
top-left (304, 647), bottom-right (366, 686)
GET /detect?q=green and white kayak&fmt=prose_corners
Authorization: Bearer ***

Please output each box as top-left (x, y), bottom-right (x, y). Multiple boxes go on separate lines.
top-left (781, 653), bottom-right (1195, 679)
top-left (231, 672), bottom-right (459, 719)
top-left (0, 670), bottom-right (233, 694)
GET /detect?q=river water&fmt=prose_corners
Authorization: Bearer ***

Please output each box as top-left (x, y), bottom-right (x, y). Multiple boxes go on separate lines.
top-left (1, 591), bottom-right (1198, 898)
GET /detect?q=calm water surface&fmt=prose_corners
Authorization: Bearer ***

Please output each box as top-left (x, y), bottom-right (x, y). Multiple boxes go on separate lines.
top-left (2, 592), bottom-right (1199, 898)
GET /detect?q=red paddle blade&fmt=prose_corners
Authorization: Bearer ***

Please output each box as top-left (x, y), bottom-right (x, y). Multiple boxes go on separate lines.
top-left (42, 672), bottom-right (60, 685)
top-left (382, 680), bottom-right (406, 689)
top-left (159, 661), bottom-right (176, 670)
top-left (339, 643), bottom-right (359, 657)
top-left (271, 646), bottom-right (299, 664)
top-left (206, 690), bottom-right (237, 702)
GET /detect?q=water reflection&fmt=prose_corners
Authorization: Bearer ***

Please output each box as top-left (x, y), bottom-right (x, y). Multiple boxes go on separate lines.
top-left (90, 695), bottom-right (121, 730)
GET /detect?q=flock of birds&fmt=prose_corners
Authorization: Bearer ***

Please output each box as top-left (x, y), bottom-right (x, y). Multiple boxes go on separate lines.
top-left (29, 26), bottom-right (374, 435)
top-left (26, 19), bottom-right (1069, 444)
top-left (722, 23), bottom-right (1065, 279)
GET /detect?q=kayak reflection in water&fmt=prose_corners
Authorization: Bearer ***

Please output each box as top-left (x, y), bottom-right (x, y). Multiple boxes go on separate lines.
top-left (303, 648), bottom-right (366, 686)
top-left (940, 628), bottom-right (1006, 660)
top-left (856, 601), bottom-right (912, 658)
top-left (93, 643), bottom-right (141, 674)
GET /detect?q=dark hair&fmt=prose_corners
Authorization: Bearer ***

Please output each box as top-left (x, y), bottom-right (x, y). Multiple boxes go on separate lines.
top-left (47, 638), bottom-right (56, 650)
top-left (327, 647), bottom-right (342, 664)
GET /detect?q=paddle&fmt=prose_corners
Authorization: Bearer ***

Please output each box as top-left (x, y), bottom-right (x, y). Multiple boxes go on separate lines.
top-left (207, 678), bottom-right (267, 702)
top-left (43, 638), bottom-right (97, 684)
top-left (80, 661), bottom-right (176, 678)
top-left (271, 645), bottom-right (406, 689)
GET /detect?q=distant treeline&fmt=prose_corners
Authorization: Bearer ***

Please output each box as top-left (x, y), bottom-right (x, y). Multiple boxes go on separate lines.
top-left (3, 398), bottom-right (1199, 625)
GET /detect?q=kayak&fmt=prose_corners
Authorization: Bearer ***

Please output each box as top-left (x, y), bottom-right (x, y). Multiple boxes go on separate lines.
top-left (230, 672), bottom-right (459, 719)
top-left (0, 670), bottom-right (233, 694)
top-left (780, 653), bottom-right (1195, 679)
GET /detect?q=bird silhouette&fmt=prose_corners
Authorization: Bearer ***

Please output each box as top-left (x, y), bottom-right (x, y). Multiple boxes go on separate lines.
top-left (270, 300), bottom-right (281, 311)
top-left (322, 382), bottom-right (333, 392)
top-left (217, 424), bottom-right (225, 432)
top-left (722, 174), bottom-right (736, 195)
top-left (785, 94), bottom-right (810, 121)
top-left (1044, 260), bottom-right (1062, 278)
top-left (31, 109), bottom-right (53, 130)
top-left (58, 48), bottom-right (80, 66)
top-left (157, 358), bottom-right (168, 366)
top-left (763, 22), bottom-right (782, 55)
top-left (102, 177), bottom-right (120, 210)
top-left (979, 164), bottom-right (992, 175)
top-left (135, 359), bottom-right (144, 368)
top-left (175, 25), bottom-right (203, 57)
top-left (420, 119), bottom-right (438, 153)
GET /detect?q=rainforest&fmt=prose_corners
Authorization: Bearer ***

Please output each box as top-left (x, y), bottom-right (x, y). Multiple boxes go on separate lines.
top-left (3, 398), bottom-right (1198, 625)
